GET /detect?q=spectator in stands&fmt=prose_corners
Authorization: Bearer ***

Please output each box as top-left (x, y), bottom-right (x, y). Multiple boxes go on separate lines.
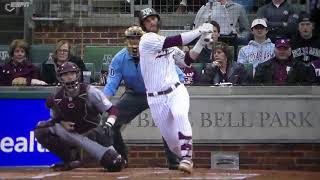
top-left (254, 38), bottom-right (314, 85)
top-left (200, 42), bottom-right (250, 85)
top-left (196, 20), bottom-right (221, 64)
top-left (176, 0), bottom-right (254, 14)
top-left (40, 40), bottom-right (87, 85)
top-left (0, 39), bottom-right (47, 86)
top-left (237, 19), bottom-right (275, 74)
top-left (291, 13), bottom-right (320, 64)
top-left (176, 0), bottom-right (207, 14)
top-left (256, 0), bottom-right (299, 41)
top-left (193, 0), bottom-right (250, 44)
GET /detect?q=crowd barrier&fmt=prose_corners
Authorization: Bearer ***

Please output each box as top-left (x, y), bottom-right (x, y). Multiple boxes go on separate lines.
top-left (0, 86), bottom-right (319, 167)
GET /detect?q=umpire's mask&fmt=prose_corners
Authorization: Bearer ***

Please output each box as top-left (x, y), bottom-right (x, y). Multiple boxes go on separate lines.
top-left (124, 26), bottom-right (145, 58)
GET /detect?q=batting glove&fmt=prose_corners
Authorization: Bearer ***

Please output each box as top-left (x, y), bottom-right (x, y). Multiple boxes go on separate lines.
top-left (192, 32), bottom-right (213, 54)
top-left (197, 23), bottom-right (213, 34)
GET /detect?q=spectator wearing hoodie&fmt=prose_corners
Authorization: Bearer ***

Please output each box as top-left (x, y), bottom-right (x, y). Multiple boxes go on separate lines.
top-left (291, 13), bottom-right (320, 65)
top-left (237, 19), bottom-right (275, 75)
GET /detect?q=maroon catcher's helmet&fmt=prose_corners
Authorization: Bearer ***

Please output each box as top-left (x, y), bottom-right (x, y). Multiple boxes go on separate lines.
top-left (57, 62), bottom-right (80, 90)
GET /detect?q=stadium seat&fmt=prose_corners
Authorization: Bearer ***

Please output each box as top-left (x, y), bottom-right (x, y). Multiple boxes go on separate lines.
top-left (32, 63), bottom-right (41, 68)
top-left (191, 63), bottom-right (204, 76)
top-left (30, 45), bottom-right (55, 64)
top-left (0, 45), bottom-right (9, 64)
top-left (85, 62), bottom-right (95, 75)
top-left (84, 62), bottom-right (97, 82)
top-left (83, 46), bottom-right (123, 74)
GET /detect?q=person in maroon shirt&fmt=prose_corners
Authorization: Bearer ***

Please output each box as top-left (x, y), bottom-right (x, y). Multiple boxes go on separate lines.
top-left (254, 38), bottom-right (315, 85)
top-left (0, 39), bottom-right (47, 86)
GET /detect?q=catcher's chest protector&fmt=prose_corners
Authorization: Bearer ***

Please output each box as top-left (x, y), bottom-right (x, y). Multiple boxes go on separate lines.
top-left (51, 84), bottom-right (96, 133)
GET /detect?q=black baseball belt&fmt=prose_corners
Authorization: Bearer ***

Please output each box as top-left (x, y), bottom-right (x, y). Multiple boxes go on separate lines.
top-left (147, 82), bottom-right (181, 97)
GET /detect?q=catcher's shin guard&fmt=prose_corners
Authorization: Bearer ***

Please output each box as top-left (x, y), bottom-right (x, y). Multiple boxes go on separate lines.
top-left (100, 147), bottom-right (126, 172)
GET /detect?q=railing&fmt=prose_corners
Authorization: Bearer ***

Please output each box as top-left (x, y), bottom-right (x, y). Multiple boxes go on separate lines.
top-left (31, 0), bottom-right (309, 27)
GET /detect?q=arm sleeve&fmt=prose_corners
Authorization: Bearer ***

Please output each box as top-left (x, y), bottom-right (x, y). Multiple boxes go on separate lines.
top-left (237, 47), bottom-right (247, 64)
top-left (88, 85), bottom-right (113, 113)
top-left (140, 32), bottom-right (200, 53)
top-left (103, 55), bottom-right (123, 96)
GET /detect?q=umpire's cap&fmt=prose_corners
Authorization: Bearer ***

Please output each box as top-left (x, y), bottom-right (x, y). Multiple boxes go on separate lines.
top-left (139, 7), bottom-right (160, 30)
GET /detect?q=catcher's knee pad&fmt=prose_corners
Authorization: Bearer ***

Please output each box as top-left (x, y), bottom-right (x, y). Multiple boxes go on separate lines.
top-left (100, 147), bottom-right (126, 172)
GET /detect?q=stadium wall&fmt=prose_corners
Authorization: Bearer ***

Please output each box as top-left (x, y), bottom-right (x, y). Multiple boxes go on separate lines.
top-left (32, 26), bottom-right (127, 45)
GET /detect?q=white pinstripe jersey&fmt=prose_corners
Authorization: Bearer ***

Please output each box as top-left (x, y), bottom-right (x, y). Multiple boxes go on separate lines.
top-left (139, 32), bottom-right (180, 93)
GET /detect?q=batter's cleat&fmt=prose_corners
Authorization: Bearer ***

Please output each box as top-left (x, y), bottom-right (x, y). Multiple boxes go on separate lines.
top-left (178, 158), bottom-right (193, 174)
top-left (50, 160), bottom-right (82, 171)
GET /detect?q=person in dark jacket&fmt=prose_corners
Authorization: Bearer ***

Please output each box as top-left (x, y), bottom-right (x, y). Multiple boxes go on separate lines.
top-left (200, 42), bottom-right (250, 85)
top-left (291, 12), bottom-right (320, 64)
top-left (0, 39), bottom-right (47, 86)
top-left (254, 38), bottom-right (315, 85)
top-left (40, 40), bottom-right (87, 85)
top-left (257, 0), bottom-right (299, 41)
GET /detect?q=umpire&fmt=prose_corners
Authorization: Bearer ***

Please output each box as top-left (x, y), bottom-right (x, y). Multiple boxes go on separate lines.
top-left (103, 26), bottom-right (184, 170)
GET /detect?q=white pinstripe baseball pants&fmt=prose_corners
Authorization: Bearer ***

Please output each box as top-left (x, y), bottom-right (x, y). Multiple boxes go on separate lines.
top-left (147, 84), bottom-right (193, 158)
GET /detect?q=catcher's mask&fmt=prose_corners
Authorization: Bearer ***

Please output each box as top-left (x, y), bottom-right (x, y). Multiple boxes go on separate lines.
top-left (57, 62), bottom-right (80, 91)
top-left (124, 26), bottom-right (144, 57)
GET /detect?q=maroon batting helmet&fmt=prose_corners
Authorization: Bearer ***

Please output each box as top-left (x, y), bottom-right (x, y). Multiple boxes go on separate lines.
top-left (139, 7), bottom-right (161, 31)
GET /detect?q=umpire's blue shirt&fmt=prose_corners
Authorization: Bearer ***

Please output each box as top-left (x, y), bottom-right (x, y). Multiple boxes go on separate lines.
top-left (103, 47), bottom-right (185, 96)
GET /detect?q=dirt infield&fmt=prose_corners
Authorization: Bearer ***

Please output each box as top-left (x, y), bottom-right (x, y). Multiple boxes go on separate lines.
top-left (0, 168), bottom-right (320, 180)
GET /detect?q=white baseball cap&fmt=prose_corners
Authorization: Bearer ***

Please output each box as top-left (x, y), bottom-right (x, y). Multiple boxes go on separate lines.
top-left (251, 19), bottom-right (267, 28)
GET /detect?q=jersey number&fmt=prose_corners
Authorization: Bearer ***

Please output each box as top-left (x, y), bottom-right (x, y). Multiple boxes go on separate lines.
top-left (109, 68), bottom-right (115, 77)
